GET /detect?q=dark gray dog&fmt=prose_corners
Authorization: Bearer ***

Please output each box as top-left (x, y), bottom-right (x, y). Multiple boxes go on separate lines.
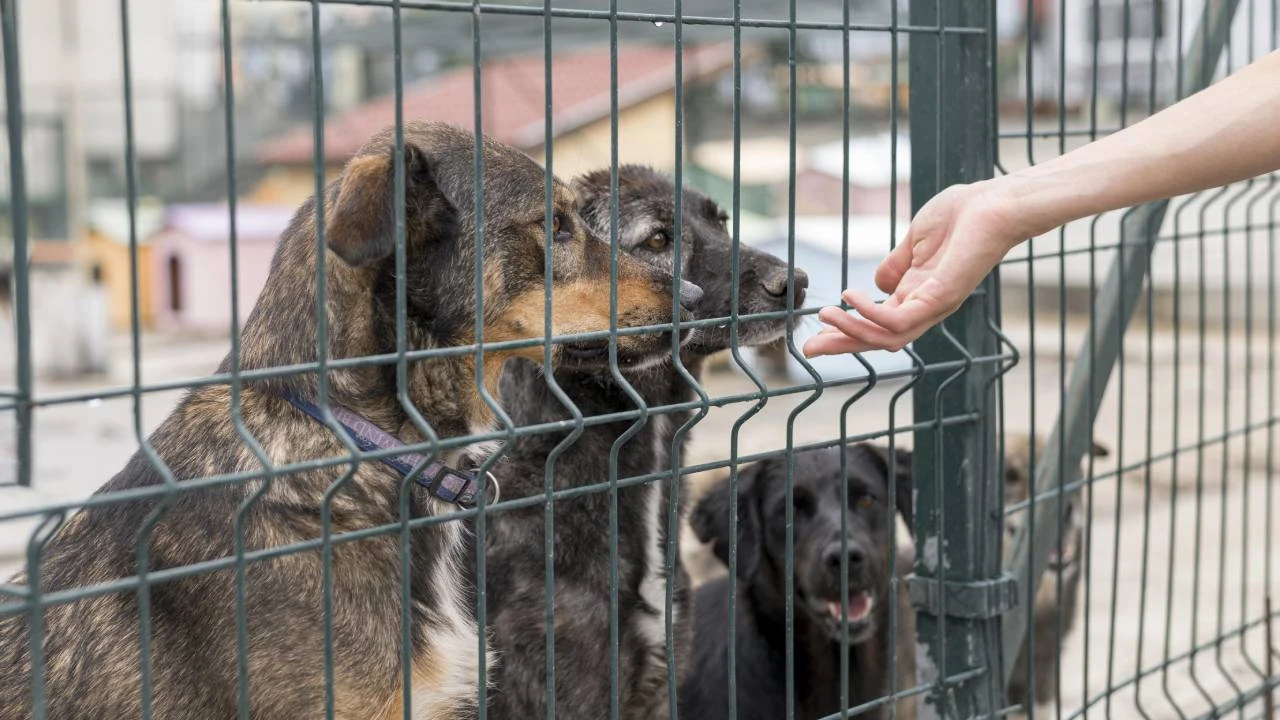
top-left (0, 123), bottom-right (690, 720)
top-left (484, 165), bottom-right (807, 719)
top-left (681, 443), bottom-right (913, 720)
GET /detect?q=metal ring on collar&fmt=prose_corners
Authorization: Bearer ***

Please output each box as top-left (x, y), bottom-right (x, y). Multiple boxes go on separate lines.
top-left (481, 470), bottom-right (500, 506)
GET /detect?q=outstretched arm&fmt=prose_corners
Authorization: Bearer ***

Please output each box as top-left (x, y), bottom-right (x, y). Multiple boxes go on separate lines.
top-left (803, 48), bottom-right (1280, 357)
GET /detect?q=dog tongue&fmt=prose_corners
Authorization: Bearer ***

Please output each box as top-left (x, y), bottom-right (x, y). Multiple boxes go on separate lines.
top-left (826, 593), bottom-right (874, 623)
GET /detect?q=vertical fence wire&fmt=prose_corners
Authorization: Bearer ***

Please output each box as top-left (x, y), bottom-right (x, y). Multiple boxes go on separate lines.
top-left (219, 1), bottom-right (277, 717)
top-left (118, 0), bottom-right (182, 714)
top-left (1051, 0), bottom-right (1071, 716)
top-left (1131, 5), bottom-right (1164, 718)
top-left (537, 3), bottom-right (576, 719)
top-left (306, 3), bottom-right (361, 717)
top-left (385, 3), bottom-right (449, 719)
top-left (0, 0), bottom-right (29, 490)
top-left (468, 1), bottom-right (521, 714)
top-left (1268, 5), bottom-right (1280, 703)
top-left (664, 5), bottom-right (714, 719)
top-left (724, 6), bottom-right (768, 720)
top-left (0, 0), bottom-right (42, 714)
top-left (1238, 2), bottom-right (1274, 694)
top-left (606, 2), bottom-right (628, 715)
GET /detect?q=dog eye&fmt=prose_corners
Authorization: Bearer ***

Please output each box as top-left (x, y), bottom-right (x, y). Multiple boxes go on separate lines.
top-left (552, 215), bottom-right (573, 242)
top-left (644, 230), bottom-right (671, 251)
top-left (792, 491), bottom-right (815, 516)
top-left (852, 493), bottom-right (876, 511)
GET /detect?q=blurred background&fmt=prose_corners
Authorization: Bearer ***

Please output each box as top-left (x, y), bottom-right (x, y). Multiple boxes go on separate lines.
top-left (0, 1), bottom-right (1276, 717)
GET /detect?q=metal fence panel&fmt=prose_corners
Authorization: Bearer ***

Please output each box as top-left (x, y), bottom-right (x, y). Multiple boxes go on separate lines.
top-left (0, 1), bottom-right (1276, 719)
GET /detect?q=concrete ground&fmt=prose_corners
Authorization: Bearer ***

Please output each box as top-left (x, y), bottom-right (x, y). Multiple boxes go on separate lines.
top-left (0, 316), bottom-right (1275, 719)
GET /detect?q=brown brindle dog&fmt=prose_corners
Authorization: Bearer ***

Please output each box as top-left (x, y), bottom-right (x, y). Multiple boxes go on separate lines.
top-left (1002, 432), bottom-right (1109, 714)
top-left (0, 122), bottom-right (699, 720)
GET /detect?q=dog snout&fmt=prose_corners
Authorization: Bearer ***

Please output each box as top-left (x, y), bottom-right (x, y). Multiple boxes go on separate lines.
top-left (823, 542), bottom-right (866, 574)
top-left (679, 280), bottom-right (704, 312)
top-left (761, 267), bottom-right (809, 307)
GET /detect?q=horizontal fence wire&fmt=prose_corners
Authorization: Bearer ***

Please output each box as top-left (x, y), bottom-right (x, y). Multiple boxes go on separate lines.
top-left (0, 1), bottom-right (1276, 719)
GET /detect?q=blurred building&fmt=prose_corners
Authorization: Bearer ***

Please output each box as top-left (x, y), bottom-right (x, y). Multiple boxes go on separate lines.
top-left (147, 203), bottom-right (294, 336)
top-left (1002, 0), bottom-right (1277, 114)
top-left (251, 43), bottom-right (743, 205)
top-left (82, 198), bottom-right (166, 330)
top-left (688, 133), bottom-right (911, 220)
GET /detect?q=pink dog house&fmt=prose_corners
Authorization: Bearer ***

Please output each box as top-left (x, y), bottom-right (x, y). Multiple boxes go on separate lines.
top-left (149, 203), bottom-right (296, 335)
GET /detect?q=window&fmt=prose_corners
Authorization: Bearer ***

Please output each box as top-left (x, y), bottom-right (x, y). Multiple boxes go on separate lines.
top-left (1090, 0), bottom-right (1165, 42)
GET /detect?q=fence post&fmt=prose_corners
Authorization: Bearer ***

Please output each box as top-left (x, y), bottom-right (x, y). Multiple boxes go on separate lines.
top-left (907, 1), bottom-right (1009, 718)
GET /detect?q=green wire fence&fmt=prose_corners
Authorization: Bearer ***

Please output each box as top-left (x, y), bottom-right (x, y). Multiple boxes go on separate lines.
top-left (0, 0), bottom-right (1276, 718)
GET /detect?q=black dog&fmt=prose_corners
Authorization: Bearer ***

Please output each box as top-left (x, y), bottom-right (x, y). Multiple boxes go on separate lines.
top-left (682, 444), bottom-right (913, 720)
top-left (484, 165), bottom-right (806, 719)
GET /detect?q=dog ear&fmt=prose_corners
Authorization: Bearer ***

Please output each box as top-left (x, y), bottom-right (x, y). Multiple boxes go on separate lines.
top-left (690, 461), bottom-right (764, 582)
top-left (326, 142), bottom-right (434, 267)
top-left (568, 169), bottom-right (613, 226)
top-left (889, 447), bottom-right (914, 528)
top-left (854, 443), bottom-right (914, 529)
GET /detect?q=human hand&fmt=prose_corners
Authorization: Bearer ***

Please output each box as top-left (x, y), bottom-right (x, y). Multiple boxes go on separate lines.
top-left (802, 181), bottom-right (1027, 357)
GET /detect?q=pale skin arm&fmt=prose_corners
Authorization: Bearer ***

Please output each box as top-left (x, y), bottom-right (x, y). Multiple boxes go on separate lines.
top-left (802, 48), bottom-right (1280, 358)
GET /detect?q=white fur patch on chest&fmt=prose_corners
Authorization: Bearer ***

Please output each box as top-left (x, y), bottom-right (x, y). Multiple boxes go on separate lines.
top-left (635, 414), bottom-right (673, 651)
top-left (407, 518), bottom-right (491, 719)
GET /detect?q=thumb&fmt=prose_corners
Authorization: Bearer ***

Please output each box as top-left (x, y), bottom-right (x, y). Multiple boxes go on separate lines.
top-left (874, 237), bottom-right (915, 294)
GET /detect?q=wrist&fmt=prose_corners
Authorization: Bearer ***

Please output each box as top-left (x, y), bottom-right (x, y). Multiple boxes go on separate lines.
top-left (971, 177), bottom-right (1047, 252)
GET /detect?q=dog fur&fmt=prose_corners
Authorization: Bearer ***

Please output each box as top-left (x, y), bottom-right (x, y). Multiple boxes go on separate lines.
top-left (0, 123), bottom-right (690, 720)
top-left (483, 165), bottom-right (806, 719)
top-left (681, 443), bottom-right (914, 720)
top-left (1002, 433), bottom-right (1108, 713)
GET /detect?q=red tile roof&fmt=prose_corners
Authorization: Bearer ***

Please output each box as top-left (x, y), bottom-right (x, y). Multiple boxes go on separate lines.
top-left (258, 42), bottom-right (739, 166)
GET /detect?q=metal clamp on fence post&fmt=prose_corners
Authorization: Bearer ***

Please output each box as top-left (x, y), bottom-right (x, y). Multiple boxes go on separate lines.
top-left (907, 573), bottom-right (1019, 621)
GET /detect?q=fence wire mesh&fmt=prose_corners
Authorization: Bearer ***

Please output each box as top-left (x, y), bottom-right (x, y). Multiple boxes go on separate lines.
top-left (0, 1), bottom-right (1274, 719)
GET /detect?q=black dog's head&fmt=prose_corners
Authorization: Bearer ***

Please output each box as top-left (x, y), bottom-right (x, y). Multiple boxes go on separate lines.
top-left (691, 443), bottom-right (912, 645)
top-left (572, 165), bottom-right (807, 355)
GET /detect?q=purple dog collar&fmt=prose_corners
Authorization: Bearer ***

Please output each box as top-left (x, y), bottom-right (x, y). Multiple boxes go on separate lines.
top-left (280, 390), bottom-right (495, 509)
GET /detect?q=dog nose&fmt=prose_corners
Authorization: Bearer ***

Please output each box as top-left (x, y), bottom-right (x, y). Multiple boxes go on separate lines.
top-left (823, 544), bottom-right (866, 572)
top-left (678, 280), bottom-right (704, 311)
top-left (762, 268), bottom-right (809, 307)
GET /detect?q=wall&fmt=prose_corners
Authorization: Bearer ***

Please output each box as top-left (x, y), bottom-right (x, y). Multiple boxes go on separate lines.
top-left (84, 231), bottom-right (154, 330)
top-left (527, 94), bottom-right (678, 180)
top-left (246, 165), bottom-right (344, 209)
top-left (151, 235), bottom-right (278, 336)
top-left (28, 264), bottom-right (109, 378)
top-left (791, 171), bottom-right (911, 218)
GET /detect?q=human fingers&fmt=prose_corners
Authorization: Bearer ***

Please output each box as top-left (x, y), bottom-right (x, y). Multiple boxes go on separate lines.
top-left (801, 331), bottom-right (877, 357)
top-left (813, 305), bottom-right (914, 353)
top-left (840, 288), bottom-right (942, 338)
